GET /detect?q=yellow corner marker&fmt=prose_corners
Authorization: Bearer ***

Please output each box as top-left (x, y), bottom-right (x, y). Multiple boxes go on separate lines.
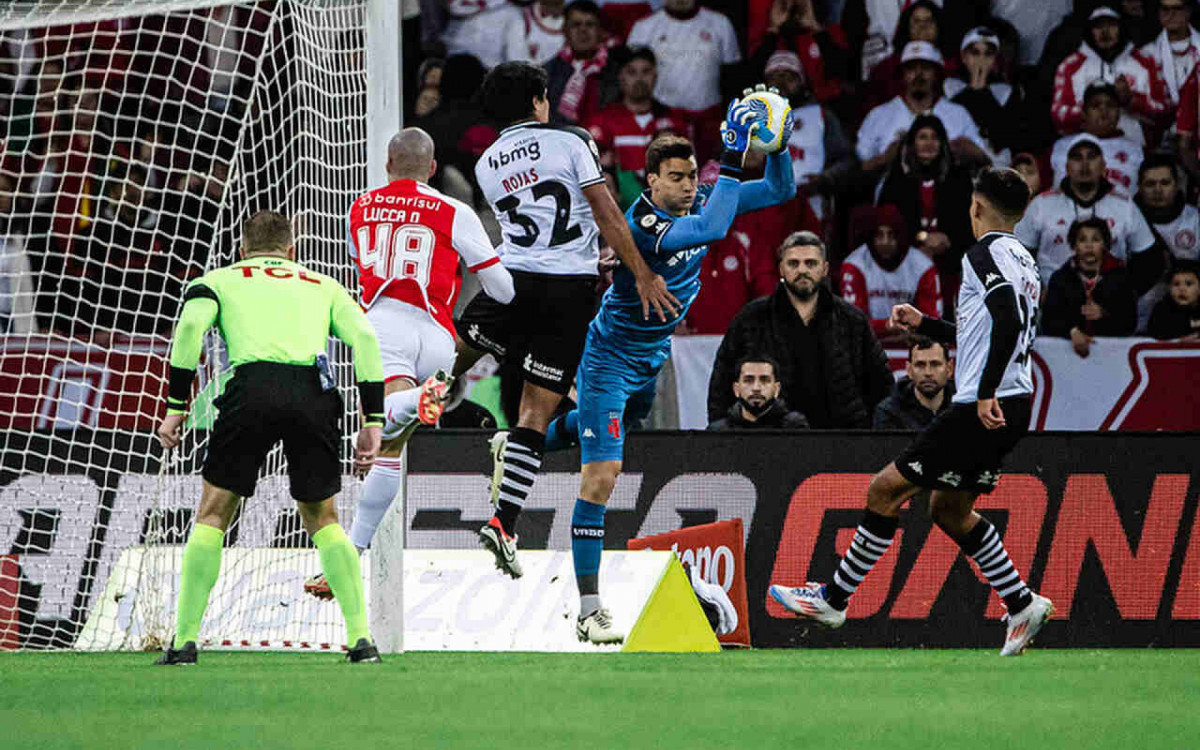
top-left (622, 556), bottom-right (721, 653)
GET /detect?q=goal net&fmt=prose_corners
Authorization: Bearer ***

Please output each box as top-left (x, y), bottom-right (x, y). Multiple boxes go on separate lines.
top-left (0, 0), bottom-right (400, 651)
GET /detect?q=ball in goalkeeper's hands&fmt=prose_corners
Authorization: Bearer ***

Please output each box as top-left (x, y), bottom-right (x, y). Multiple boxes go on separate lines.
top-left (739, 85), bottom-right (793, 154)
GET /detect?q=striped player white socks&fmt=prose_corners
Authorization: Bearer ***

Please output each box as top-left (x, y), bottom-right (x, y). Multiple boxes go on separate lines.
top-left (826, 510), bottom-right (899, 611)
top-left (349, 456), bottom-right (404, 550)
top-left (959, 517), bottom-right (1033, 614)
top-left (494, 427), bottom-right (544, 536)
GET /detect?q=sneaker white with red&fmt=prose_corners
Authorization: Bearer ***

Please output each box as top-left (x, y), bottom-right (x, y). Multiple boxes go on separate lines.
top-left (1000, 593), bottom-right (1054, 656)
top-left (416, 370), bottom-right (451, 425)
top-left (478, 516), bottom-right (522, 578)
top-left (303, 573), bottom-right (334, 601)
top-left (768, 582), bottom-right (846, 629)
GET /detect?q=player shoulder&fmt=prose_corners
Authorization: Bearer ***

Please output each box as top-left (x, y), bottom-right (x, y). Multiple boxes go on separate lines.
top-left (628, 193), bottom-right (672, 237)
top-left (904, 246), bottom-right (935, 271)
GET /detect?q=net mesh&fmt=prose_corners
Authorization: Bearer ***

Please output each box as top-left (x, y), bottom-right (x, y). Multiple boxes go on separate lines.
top-left (0, 0), bottom-right (375, 650)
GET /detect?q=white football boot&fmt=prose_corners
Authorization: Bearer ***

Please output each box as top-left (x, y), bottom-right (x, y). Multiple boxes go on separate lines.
top-left (486, 430), bottom-right (508, 508)
top-left (1000, 593), bottom-right (1054, 656)
top-left (768, 582), bottom-right (847, 629)
top-left (577, 607), bottom-right (625, 645)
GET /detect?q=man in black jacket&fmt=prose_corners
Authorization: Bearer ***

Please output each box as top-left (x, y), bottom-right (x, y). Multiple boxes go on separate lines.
top-left (708, 355), bottom-right (809, 430)
top-left (707, 231), bottom-right (894, 428)
top-left (873, 336), bottom-right (954, 430)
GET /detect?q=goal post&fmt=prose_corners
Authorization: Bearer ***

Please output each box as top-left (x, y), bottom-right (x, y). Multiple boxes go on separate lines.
top-left (0, 0), bottom-right (404, 652)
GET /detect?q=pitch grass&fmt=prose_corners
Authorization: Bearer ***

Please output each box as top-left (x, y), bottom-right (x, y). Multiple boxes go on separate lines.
top-left (3, 650), bottom-right (1197, 749)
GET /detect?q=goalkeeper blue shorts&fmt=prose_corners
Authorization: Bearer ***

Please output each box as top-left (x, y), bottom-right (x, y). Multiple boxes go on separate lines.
top-left (575, 324), bottom-right (669, 464)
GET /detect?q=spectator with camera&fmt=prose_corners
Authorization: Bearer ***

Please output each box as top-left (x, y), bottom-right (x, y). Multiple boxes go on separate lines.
top-left (707, 355), bottom-right (809, 430)
top-left (872, 337), bottom-right (954, 430)
top-left (1041, 216), bottom-right (1138, 358)
top-left (1148, 261), bottom-right (1200, 339)
top-left (707, 231), bottom-right (892, 429)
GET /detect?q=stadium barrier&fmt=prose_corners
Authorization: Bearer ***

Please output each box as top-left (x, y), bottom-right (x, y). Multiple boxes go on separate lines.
top-left (2, 430), bottom-right (1197, 648)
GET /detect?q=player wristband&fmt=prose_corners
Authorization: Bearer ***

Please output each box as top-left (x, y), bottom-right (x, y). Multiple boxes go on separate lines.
top-left (167, 366), bottom-right (195, 413)
top-left (718, 149), bottom-right (745, 179)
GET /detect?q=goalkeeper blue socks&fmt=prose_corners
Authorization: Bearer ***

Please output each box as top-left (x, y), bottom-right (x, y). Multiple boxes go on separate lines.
top-left (571, 498), bottom-right (605, 616)
top-left (544, 410), bottom-right (579, 452)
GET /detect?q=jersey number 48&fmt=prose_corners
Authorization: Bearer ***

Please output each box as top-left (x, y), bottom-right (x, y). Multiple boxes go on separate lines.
top-left (357, 223), bottom-right (435, 286)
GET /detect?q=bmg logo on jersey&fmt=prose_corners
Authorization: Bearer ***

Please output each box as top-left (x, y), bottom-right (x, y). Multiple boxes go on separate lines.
top-left (487, 139), bottom-right (542, 170)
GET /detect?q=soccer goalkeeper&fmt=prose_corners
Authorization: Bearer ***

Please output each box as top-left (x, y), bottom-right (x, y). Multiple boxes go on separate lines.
top-left (155, 211), bottom-right (385, 665)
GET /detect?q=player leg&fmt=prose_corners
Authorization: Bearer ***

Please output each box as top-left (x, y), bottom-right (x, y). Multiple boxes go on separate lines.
top-left (284, 381), bottom-right (379, 661)
top-left (156, 480), bottom-right (242, 665)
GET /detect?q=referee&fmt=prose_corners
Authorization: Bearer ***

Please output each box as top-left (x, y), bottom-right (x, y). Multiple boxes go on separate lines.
top-left (155, 211), bottom-right (385, 665)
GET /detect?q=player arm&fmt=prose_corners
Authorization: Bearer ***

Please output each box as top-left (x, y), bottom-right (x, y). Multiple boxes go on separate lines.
top-left (453, 206), bottom-right (516, 304)
top-left (166, 283), bottom-right (220, 415)
top-left (330, 287), bottom-right (385, 426)
top-left (915, 315), bottom-right (957, 343)
top-left (735, 150), bottom-right (797, 214)
top-left (584, 183), bottom-right (656, 280)
top-left (977, 284), bottom-right (1022, 400)
top-left (657, 176), bottom-right (742, 252)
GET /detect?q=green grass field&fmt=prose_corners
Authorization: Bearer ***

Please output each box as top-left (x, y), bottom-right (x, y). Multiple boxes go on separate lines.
top-left (4, 650), bottom-right (1197, 749)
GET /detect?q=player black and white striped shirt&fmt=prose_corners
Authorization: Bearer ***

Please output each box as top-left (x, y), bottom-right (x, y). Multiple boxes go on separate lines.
top-left (919, 231), bottom-right (1040, 403)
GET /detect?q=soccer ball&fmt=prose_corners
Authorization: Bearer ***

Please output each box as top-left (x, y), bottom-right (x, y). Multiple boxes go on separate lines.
top-left (741, 89), bottom-right (792, 154)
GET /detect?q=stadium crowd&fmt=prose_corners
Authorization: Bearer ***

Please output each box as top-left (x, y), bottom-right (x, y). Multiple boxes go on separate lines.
top-left (2, 0), bottom-right (1200, 428)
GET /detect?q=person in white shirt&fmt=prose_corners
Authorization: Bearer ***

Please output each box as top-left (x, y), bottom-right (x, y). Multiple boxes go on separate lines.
top-left (442, 0), bottom-right (522, 69)
top-left (1050, 81), bottom-right (1144, 192)
top-left (627, 0), bottom-right (740, 159)
top-left (857, 41), bottom-right (990, 175)
top-left (1016, 134), bottom-right (1159, 285)
top-left (503, 0), bottom-right (566, 65)
top-left (1140, 0), bottom-right (1200, 104)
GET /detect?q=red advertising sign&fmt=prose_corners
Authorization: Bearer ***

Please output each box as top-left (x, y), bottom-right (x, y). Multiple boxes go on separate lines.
top-left (629, 519), bottom-right (751, 648)
top-left (1, 556), bottom-right (19, 651)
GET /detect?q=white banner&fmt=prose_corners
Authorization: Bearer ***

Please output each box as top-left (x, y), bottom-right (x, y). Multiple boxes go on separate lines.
top-left (670, 335), bottom-right (1200, 431)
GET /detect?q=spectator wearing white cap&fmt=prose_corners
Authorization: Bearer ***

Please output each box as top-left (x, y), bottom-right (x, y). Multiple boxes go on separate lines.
top-left (943, 27), bottom-right (1023, 164)
top-left (1050, 81), bottom-right (1144, 191)
top-left (760, 49), bottom-right (854, 219)
top-left (1051, 5), bottom-right (1171, 136)
top-left (1140, 0), bottom-right (1200, 105)
top-left (856, 40), bottom-right (989, 175)
top-left (1016, 134), bottom-right (1160, 287)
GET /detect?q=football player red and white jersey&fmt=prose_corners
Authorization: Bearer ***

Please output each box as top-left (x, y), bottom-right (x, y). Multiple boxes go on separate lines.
top-left (347, 178), bottom-right (500, 337)
top-left (840, 243), bottom-right (942, 335)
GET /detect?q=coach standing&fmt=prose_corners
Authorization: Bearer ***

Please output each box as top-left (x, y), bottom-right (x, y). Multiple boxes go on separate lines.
top-left (154, 211), bottom-right (385, 665)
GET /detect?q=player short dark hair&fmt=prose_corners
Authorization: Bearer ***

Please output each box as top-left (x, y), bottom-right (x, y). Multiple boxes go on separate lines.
top-left (908, 335), bottom-right (949, 361)
top-left (973, 167), bottom-right (1031, 222)
top-left (481, 61), bottom-right (548, 125)
top-left (1170, 258), bottom-right (1200, 283)
top-left (1067, 215), bottom-right (1112, 249)
top-left (777, 230), bottom-right (826, 261)
top-left (1139, 153), bottom-right (1180, 182)
top-left (645, 135), bottom-right (694, 175)
top-left (243, 210), bottom-right (294, 254)
top-left (734, 354), bottom-right (781, 381)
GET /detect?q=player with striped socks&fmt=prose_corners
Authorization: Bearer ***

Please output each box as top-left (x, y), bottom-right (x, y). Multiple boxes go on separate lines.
top-left (770, 169), bottom-right (1054, 656)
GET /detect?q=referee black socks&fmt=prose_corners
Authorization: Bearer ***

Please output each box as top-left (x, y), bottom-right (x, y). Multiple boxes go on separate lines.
top-left (826, 510), bottom-right (899, 611)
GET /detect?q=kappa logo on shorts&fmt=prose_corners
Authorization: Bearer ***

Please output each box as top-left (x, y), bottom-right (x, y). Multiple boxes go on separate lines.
top-left (523, 353), bottom-right (565, 382)
top-left (582, 428), bottom-right (595, 438)
top-left (978, 470), bottom-right (1000, 487)
top-left (939, 471), bottom-right (962, 487)
top-left (908, 461), bottom-right (923, 475)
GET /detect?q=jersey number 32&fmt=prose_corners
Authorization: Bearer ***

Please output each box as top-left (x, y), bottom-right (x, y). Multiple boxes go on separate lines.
top-left (495, 180), bottom-right (582, 249)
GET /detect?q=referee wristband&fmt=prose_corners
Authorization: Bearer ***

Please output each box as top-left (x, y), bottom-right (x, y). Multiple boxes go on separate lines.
top-left (167, 366), bottom-right (195, 414)
top-left (357, 381), bottom-right (385, 423)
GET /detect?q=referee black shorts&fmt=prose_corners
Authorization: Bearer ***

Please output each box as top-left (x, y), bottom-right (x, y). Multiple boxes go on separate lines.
top-left (456, 270), bottom-right (598, 395)
top-left (203, 362), bottom-right (343, 503)
top-left (894, 396), bottom-right (1032, 494)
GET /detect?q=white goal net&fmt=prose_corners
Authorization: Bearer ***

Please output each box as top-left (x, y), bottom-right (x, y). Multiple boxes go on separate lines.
top-left (0, 0), bottom-right (399, 651)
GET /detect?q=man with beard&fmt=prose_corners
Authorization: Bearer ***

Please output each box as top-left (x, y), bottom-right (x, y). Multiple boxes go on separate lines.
top-left (857, 41), bottom-right (990, 176)
top-left (707, 356), bottom-right (809, 430)
top-left (873, 337), bottom-right (954, 430)
top-left (1051, 6), bottom-right (1170, 136)
top-left (707, 231), bottom-right (893, 429)
top-left (1134, 154), bottom-right (1199, 329)
top-left (1016, 135), bottom-right (1159, 286)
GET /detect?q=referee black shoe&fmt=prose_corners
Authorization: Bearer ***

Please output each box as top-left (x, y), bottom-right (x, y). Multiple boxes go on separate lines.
top-left (155, 640), bottom-right (198, 666)
top-left (347, 638), bottom-right (382, 663)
